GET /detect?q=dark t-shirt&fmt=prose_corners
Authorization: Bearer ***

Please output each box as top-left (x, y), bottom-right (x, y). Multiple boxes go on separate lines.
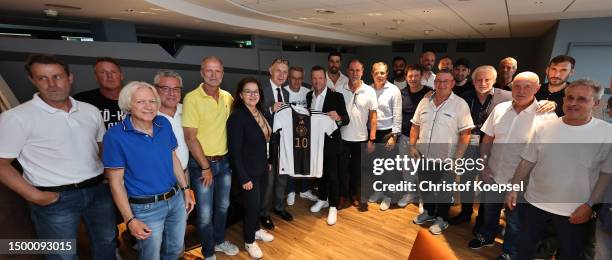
top-left (535, 82), bottom-right (566, 116)
top-left (400, 86), bottom-right (432, 136)
top-left (74, 89), bottom-right (126, 129)
top-left (453, 81), bottom-right (475, 95)
top-left (460, 90), bottom-right (494, 135)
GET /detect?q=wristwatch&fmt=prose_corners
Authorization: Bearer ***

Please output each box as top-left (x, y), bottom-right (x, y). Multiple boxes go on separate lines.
top-left (181, 185), bottom-right (191, 191)
top-left (585, 200), bottom-right (594, 208)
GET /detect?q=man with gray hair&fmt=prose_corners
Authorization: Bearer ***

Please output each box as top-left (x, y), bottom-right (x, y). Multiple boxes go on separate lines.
top-left (468, 72), bottom-right (557, 259)
top-left (494, 57), bottom-right (517, 91)
top-left (506, 79), bottom-right (611, 260)
top-left (154, 70), bottom-right (189, 171)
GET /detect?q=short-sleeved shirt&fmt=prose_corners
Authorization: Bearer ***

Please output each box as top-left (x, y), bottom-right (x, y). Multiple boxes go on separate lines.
top-left (182, 84), bottom-right (233, 156)
top-left (74, 88), bottom-right (126, 129)
top-left (401, 86), bottom-right (432, 136)
top-left (480, 100), bottom-right (557, 184)
top-left (0, 94), bottom-right (105, 186)
top-left (372, 81), bottom-right (402, 133)
top-left (103, 115), bottom-right (178, 197)
top-left (336, 81), bottom-right (378, 142)
top-left (520, 117), bottom-right (612, 216)
top-left (535, 82), bottom-right (568, 116)
top-left (158, 104), bottom-right (188, 170)
top-left (284, 86), bottom-right (309, 108)
top-left (453, 81), bottom-right (475, 96)
top-left (411, 93), bottom-right (474, 158)
top-left (326, 72), bottom-right (349, 91)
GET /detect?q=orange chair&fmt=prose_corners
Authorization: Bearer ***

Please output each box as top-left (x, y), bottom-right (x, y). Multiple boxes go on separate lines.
top-left (408, 229), bottom-right (458, 260)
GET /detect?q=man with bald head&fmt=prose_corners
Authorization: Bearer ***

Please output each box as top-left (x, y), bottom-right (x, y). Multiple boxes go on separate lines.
top-left (420, 51), bottom-right (436, 88)
top-left (494, 57), bottom-right (517, 91)
top-left (470, 72), bottom-right (557, 258)
top-left (183, 56), bottom-right (239, 258)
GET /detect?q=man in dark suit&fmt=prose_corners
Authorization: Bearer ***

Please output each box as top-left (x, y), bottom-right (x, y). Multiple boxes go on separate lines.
top-left (306, 65), bottom-right (350, 225)
top-left (260, 58), bottom-right (291, 230)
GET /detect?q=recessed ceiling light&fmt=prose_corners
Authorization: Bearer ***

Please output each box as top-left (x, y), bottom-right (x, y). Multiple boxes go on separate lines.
top-left (298, 17), bottom-right (314, 20)
top-left (422, 10), bottom-right (432, 13)
top-left (315, 9), bottom-right (336, 14)
top-left (479, 22), bottom-right (496, 26)
top-left (534, 1), bottom-right (544, 4)
top-left (392, 19), bottom-right (405, 25)
top-left (329, 22), bottom-right (343, 26)
top-left (123, 9), bottom-right (134, 13)
top-left (424, 29), bottom-right (433, 35)
top-left (137, 11), bottom-right (157, 15)
top-left (386, 27), bottom-right (398, 31)
top-left (44, 4), bottom-right (81, 10)
top-left (367, 12), bottom-right (383, 16)
top-left (293, 36), bottom-right (299, 40)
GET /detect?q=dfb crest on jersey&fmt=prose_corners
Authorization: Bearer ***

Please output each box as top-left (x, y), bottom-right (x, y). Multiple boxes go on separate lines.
top-left (295, 115), bottom-right (308, 137)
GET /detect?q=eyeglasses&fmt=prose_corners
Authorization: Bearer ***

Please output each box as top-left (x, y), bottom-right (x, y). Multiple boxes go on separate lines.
top-left (157, 86), bottom-right (182, 93)
top-left (242, 90), bottom-right (260, 96)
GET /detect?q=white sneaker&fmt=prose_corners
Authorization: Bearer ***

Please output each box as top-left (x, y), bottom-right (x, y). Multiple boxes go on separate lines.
top-left (327, 207), bottom-right (337, 225)
top-left (397, 194), bottom-right (411, 208)
top-left (255, 229), bottom-right (274, 242)
top-left (287, 192), bottom-right (295, 206)
top-left (429, 217), bottom-right (449, 235)
top-left (368, 191), bottom-right (384, 203)
top-left (310, 199), bottom-right (329, 213)
top-left (214, 240), bottom-right (239, 256)
top-left (299, 190), bottom-right (318, 202)
top-left (245, 242), bottom-right (263, 259)
top-left (413, 210), bottom-right (435, 224)
top-left (380, 196), bottom-right (392, 211)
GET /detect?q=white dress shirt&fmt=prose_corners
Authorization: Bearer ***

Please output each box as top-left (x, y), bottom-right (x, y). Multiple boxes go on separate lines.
top-left (372, 81), bottom-right (402, 133)
top-left (158, 104), bottom-right (189, 170)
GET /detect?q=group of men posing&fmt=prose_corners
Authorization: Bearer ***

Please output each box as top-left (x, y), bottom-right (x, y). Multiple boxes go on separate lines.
top-left (0, 50), bottom-right (610, 260)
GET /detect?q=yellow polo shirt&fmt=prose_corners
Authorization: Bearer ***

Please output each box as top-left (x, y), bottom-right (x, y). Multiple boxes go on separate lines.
top-left (182, 84), bottom-right (234, 156)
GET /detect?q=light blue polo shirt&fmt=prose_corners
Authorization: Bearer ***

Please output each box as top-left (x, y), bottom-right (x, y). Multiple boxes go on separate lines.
top-left (103, 114), bottom-right (178, 197)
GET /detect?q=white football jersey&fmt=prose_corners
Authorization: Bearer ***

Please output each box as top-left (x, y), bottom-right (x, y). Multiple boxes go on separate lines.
top-left (273, 105), bottom-right (337, 178)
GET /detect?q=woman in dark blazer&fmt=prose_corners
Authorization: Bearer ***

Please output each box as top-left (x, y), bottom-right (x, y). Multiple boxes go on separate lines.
top-left (227, 77), bottom-right (274, 259)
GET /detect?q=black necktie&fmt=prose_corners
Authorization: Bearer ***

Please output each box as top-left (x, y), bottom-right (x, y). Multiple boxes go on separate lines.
top-left (276, 88), bottom-right (283, 102)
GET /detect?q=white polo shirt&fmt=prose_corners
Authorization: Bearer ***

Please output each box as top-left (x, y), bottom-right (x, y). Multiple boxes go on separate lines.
top-left (372, 81), bottom-right (402, 133)
top-left (411, 92), bottom-right (474, 158)
top-left (337, 81), bottom-right (378, 142)
top-left (326, 72), bottom-right (349, 91)
top-left (521, 117), bottom-right (612, 216)
top-left (158, 104), bottom-right (189, 170)
top-left (481, 100), bottom-right (557, 184)
top-left (0, 94), bottom-right (105, 187)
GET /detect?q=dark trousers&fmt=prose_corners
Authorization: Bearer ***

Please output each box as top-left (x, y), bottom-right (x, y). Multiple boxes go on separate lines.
top-left (517, 203), bottom-right (594, 260)
top-left (340, 140), bottom-right (365, 201)
top-left (260, 163), bottom-right (289, 217)
top-left (317, 152), bottom-right (340, 207)
top-left (478, 190), bottom-right (520, 258)
top-left (243, 173), bottom-right (268, 244)
top-left (420, 168), bottom-right (452, 220)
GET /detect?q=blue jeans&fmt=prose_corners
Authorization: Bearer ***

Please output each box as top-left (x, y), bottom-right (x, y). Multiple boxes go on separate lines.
top-left (29, 182), bottom-right (117, 260)
top-left (130, 188), bottom-right (186, 260)
top-left (478, 191), bottom-right (520, 258)
top-left (189, 157), bottom-right (232, 257)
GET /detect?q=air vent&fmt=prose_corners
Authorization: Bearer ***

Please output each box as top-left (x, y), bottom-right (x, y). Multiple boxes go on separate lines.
top-left (422, 42), bottom-right (447, 53)
top-left (392, 42), bottom-right (415, 53)
top-left (456, 41), bottom-right (486, 52)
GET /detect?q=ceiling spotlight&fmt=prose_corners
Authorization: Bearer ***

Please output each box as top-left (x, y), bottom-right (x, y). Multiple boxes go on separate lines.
top-left (422, 10), bottom-right (432, 13)
top-left (367, 12), bottom-right (383, 17)
top-left (479, 22), bottom-right (496, 26)
top-left (386, 27), bottom-right (398, 31)
top-left (315, 9), bottom-right (336, 14)
top-left (424, 29), bottom-right (433, 35)
top-left (43, 9), bottom-right (58, 17)
top-left (534, 1), bottom-right (544, 4)
top-left (293, 36), bottom-right (299, 40)
top-left (392, 19), bottom-right (405, 25)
